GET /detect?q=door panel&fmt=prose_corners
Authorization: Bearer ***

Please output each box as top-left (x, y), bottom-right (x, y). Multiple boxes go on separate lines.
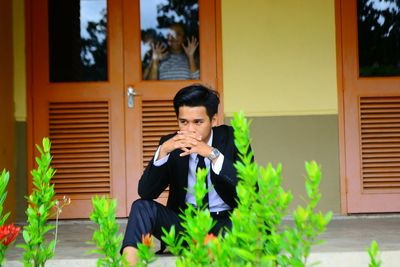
top-left (28, 0), bottom-right (221, 218)
top-left (30, 0), bottom-right (126, 217)
top-left (341, 0), bottom-right (400, 212)
top-left (123, 0), bottom-right (219, 210)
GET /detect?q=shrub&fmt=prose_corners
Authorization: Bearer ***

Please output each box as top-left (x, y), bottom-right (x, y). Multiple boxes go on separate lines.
top-left (19, 137), bottom-right (57, 267)
top-left (89, 195), bottom-right (128, 267)
top-left (162, 112), bottom-right (332, 266)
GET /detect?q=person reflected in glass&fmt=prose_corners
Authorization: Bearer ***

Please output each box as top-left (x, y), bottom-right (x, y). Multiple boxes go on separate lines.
top-left (143, 23), bottom-right (199, 80)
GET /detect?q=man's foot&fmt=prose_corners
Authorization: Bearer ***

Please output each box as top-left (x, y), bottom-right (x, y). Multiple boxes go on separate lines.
top-left (123, 246), bottom-right (138, 266)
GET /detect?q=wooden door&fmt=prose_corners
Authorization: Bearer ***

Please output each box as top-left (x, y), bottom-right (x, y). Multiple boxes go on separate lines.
top-left (27, 0), bottom-right (221, 218)
top-left (340, 0), bottom-right (400, 213)
top-left (29, 0), bottom-right (126, 218)
top-left (123, 0), bottom-right (220, 210)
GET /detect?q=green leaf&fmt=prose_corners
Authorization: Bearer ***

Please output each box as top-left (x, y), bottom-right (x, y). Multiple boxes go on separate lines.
top-left (232, 248), bottom-right (256, 261)
top-left (22, 230), bottom-right (31, 243)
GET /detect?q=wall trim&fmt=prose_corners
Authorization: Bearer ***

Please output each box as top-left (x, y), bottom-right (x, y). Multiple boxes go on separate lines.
top-left (225, 109), bottom-right (338, 118)
top-left (335, 0), bottom-right (347, 214)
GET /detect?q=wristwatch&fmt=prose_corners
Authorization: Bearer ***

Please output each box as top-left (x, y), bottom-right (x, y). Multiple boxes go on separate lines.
top-left (207, 147), bottom-right (220, 161)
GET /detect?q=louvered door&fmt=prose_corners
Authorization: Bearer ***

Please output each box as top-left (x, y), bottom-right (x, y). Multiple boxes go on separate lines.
top-left (340, 0), bottom-right (400, 212)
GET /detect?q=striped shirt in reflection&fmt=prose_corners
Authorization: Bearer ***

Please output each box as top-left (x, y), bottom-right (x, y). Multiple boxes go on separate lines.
top-left (159, 53), bottom-right (200, 80)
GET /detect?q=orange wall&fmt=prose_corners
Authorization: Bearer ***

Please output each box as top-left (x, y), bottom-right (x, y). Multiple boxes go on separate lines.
top-left (0, 0), bottom-right (16, 221)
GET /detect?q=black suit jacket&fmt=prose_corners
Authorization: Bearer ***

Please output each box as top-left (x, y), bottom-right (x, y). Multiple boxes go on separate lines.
top-left (138, 125), bottom-right (240, 213)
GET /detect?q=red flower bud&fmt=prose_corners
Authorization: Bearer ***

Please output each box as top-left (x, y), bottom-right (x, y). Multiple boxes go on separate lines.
top-left (141, 233), bottom-right (153, 248)
top-left (203, 233), bottom-right (216, 245)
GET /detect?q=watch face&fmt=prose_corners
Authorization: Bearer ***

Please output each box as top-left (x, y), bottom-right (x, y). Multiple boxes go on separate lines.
top-left (209, 148), bottom-right (220, 160)
top-left (213, 148), bottom-right (220, 157)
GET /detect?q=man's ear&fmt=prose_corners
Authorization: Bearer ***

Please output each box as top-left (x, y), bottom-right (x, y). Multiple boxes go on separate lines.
top-left (211, 114), bottom-right (218, 127)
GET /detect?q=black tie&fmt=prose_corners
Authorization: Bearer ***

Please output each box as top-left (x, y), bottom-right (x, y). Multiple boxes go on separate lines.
top-left (196, 155), bottom-right (208, 208)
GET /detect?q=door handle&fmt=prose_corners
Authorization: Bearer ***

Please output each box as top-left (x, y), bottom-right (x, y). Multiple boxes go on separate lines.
top-left (127, 86), bottom-right (137, 108)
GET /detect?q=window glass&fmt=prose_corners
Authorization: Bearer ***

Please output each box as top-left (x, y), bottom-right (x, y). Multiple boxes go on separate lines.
top-left (358, 0), bottom-right (400, 77)
top-left (140, 0), bottom-right (200, 80)
top-left (49, 0), bottom-right (108, 82)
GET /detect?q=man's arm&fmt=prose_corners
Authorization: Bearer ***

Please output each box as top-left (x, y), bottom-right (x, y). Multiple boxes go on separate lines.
top-left (210, 125), bottom-right (253, 209)
top-left (138, 135), bottom-right (174, 199)
top-left (138, 131), bottom-right (201, 199)
top-left (211, 151), bottom-right (240, 208)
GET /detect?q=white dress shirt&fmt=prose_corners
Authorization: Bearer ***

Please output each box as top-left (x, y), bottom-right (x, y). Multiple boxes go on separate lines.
top-left (153, 130), bottom-right (231, 212)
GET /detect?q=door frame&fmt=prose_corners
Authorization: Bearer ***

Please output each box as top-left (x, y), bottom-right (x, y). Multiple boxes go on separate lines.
top-left (24, 0), bottom-right (224, 217)
top-left (336, 0), bottom-right (400, 214)
top-left (335, 0), bottom-right (348, 214)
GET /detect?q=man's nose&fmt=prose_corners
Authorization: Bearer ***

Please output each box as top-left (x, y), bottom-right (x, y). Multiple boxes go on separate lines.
top-left (187, 123), bottom-right (195, 132)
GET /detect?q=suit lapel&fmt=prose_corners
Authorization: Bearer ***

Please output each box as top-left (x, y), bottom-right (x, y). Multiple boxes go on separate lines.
top-left (212, 126), bottom-right (226, 152)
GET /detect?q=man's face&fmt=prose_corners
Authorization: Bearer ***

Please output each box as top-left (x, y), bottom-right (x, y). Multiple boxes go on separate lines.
top-left (178, 106), bottom-right (217, 142)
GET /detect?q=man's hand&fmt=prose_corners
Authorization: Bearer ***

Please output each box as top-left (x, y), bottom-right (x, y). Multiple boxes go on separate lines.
top-left (158, 131), bottom-right (212, 160)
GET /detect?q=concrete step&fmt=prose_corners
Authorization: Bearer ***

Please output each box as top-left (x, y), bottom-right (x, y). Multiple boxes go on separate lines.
top-left (4, 215), bottom-right (400, 266)
top-left (3, 251), bottom-right (399, 267)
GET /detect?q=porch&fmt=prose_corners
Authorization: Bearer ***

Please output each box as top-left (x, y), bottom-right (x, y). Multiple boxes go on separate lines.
top-left (4, 215), bottom-right (400, 267)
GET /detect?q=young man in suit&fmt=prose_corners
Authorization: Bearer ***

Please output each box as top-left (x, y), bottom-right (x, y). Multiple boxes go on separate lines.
top-left (122, 84), bottom-right (241, 265)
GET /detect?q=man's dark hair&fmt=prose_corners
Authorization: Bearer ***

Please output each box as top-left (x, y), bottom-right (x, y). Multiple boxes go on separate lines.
top-left (173, 84), bottom-right (220, 119)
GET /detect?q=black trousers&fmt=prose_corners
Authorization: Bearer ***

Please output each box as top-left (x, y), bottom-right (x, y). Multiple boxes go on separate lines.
top-left (121, 199), bottom-right (232, 252)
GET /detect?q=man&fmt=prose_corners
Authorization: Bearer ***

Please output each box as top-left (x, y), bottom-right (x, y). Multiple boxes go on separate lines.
top-left (122, 84), bottom-right (241, 265)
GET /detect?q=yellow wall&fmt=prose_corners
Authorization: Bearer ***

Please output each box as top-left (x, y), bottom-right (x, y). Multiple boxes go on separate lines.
top-left (13, 0), bottom-right (26, 122)
top-left (221, 0), bottom-right (337, 117)
top-left (14, 1), bottom-right (337, 119)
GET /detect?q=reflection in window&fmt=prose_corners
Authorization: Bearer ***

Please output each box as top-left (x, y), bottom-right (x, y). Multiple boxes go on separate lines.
top-left (49, 0), bottom-right (107, 82)
top-left (358, 0), bottom-right (400, 77)
top-left (140, 0), bottom-right (200, 80)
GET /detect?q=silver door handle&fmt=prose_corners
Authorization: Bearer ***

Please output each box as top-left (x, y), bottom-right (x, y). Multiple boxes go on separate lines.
top-left (127, 86), bottom-right (137, 108)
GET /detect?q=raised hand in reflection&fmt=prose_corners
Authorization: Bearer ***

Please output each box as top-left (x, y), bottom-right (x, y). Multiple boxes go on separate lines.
top-left (151, 42), bottom-right (168, 62)
top-left (182, 36), bottom-right (199, 59)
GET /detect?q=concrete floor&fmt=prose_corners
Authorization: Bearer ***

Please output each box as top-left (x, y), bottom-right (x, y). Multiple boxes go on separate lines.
top-left (4, 215), bottom-right (400, 266)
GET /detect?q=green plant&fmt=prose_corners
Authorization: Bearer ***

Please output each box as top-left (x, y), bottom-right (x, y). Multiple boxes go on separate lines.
top-left (0, 169), bottom-right (11, 264)
top-left (0, 170), bottom-right (10, 227)
top-left (52, 195), bottom-right (71, 254)
top-left (162, 111), bottom-right (332, 266)
top-left (279, 161), bottom-right (332, 266)
top-left (89, 195), bottom-right (157, 267)
top-left (136, 233), bottom-right (156, 267)
top-left (19, 137), bottom-right (57, 267)
top-left (162, 167), bottom-right (215, 266)
top-left (226, 112), bottom-right (294, 266)
top-left (368, 240), bottom-right (381, 267)
top-left (89, 195), bottom-right (128, 267)
top-left (0, 170), bottom-right (21, 264)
